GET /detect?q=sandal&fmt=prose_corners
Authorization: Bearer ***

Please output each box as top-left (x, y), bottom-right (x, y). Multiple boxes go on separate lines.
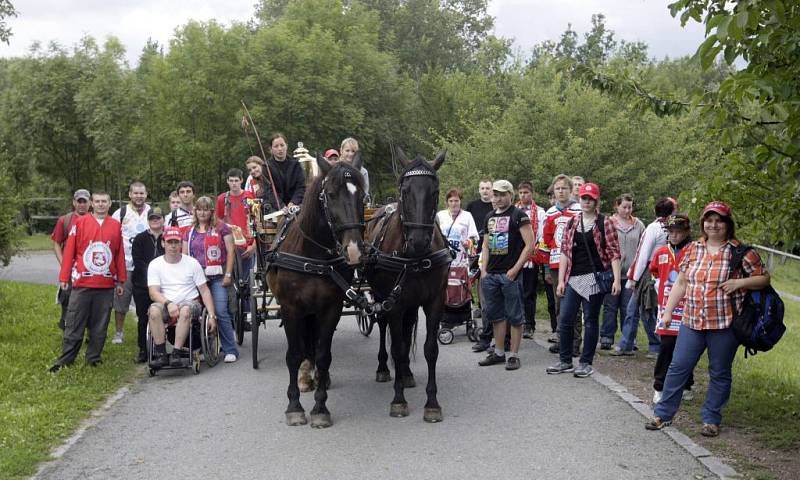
top-left (701, 423), bottom-right (720, 437)
top-left (645, 417), bottom-right (672, 430)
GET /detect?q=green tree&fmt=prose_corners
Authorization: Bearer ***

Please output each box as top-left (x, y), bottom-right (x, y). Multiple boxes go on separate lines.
top-left (0, 0), bottom-right (16, 45)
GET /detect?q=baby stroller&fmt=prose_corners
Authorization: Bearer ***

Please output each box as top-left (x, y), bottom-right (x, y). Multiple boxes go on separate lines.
top-left (438, 262), bottom-right (480, 345)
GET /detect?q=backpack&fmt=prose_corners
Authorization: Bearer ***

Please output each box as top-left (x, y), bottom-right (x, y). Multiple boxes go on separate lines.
top-left (729, 245), bottom-right (785, 357)
top-left (62, 211), bottom-right (74, 238)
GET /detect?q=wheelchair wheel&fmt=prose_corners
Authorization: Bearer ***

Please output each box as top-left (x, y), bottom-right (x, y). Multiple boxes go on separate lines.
top-left (251, 268), bottom-right (260, 370)
top-left (232, 249), bottom-right (245, 346)
top-left (146, 324), bottom-right (157, 376)
top-left (201, 309), bottom-right (220, 368)
top-left (437, 328), bottom-right (454, 345)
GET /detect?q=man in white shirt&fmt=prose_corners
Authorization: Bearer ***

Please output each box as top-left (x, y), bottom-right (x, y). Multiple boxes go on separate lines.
top-left (147, 227), bottom-right (216, 368)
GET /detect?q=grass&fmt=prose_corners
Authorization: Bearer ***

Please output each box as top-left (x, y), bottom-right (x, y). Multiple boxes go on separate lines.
top-left (20, 233), bottom-right (53, 252)
top-left (763, 254), bottom-right (800, 298)
top-left (0, 281), bottom-right (140, 480)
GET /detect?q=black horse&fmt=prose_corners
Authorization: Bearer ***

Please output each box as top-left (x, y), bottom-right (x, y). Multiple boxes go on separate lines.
top-left (267, 156), bottom-right (366, 428)
top-left (365, 148), bottom-right (451, 422)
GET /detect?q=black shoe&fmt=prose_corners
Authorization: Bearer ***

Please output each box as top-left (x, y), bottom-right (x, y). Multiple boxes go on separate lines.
top-left (548, 343), bottom-right (560, 354)
top-left (472, 342), bottom-right (490, 353)
top-left (136, 351), bottom-right (148, 364)
top-left (89, 359), bottom-right (102, 367)
top-left (170, 350), bottom-right (185, 367)
top-left (523, 326), bottom-right (533, 339)
top-left (600, 343), bottom-right (612, 350)
top-left (478, 353), bottom-right (506, 366)
top-left (149, 353), bottom-right (169, 369)
top-left (243, 320), bottom-right (252, 332)
top-left (505, 356), bottom-right (521, 371)
top-left (48, 364), bottom-right (63, 373)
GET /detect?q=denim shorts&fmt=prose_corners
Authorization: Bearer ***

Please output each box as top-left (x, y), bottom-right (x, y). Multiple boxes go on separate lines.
top-left (480, 273), bottom-right (525, 326)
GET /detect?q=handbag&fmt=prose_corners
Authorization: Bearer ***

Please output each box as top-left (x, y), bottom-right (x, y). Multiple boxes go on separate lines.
top-left (579, 214), bottom-right (613, 294)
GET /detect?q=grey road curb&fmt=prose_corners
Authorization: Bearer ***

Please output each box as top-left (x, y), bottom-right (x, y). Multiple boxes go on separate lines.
top-left (533, 336), bottom-right (740, 479)
top-left (31, 373), bottom-right (141, 480)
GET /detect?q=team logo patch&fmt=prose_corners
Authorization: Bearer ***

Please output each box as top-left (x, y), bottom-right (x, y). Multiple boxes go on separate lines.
top-left (207, 245), bottom-right (222, 261)
top-left (658, 253), bottom-right (669, 264)
top-left (83, 242), bottom-right (112, 275)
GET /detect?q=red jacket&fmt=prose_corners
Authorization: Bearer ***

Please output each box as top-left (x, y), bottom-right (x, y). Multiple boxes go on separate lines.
top-left (59, 214), bottom-right (127, 288)
top-left (649, 243), bottom-right (688, 336)
top-left (542, 203), bottom-right (581, 269)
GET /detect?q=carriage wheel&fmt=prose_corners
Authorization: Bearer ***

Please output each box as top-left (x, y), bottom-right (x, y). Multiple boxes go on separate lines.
top-left (201, 309), bottom-right (220, 368)
top-left (437, 328), bottom-right (454, 345)
top-left (232, 250), bottom-right (245, 346)
top-left (251, 268), bottom-right (260, 370)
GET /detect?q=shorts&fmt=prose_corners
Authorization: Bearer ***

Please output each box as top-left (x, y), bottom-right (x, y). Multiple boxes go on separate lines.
top-left (113, 274), bottom-right (134, 313)
top-left (152, 300), bottom-right (202, 327)
top-left (480, 273), bottom-right (525, 326)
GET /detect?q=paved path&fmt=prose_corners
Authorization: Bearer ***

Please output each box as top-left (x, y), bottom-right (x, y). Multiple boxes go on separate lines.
top-left (35, 318), bottom-right (714, 479)
top-left (0, 251), bottom-right (58, 285)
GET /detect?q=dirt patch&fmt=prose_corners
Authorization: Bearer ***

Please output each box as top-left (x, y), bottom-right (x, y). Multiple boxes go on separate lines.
top-left (533, 332), bottom-right (799, 480)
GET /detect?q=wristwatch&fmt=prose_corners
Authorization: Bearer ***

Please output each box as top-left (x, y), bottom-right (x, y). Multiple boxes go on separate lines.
top-left (225, 273), bottom-right (232, 277)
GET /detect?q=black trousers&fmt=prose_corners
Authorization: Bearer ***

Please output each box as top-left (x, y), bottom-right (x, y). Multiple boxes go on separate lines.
top-left (653, 334), bottom-right (695, 391)
top-left (133, 286), bottom-right (153, 353)
top-left (521, 265), bottom-right (538, 331)
top-left (56, 287), bottom-right (113, 366)
top-left (57, 284), bottom-right (71, 330)
top-left (540, 266), bottom-right (557, 333)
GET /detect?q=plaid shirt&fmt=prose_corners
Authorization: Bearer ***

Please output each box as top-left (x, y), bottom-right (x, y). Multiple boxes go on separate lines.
top-left (679, 239), bottom-right (766, 330)
top-left (560, 213), bottom-right (621, 283)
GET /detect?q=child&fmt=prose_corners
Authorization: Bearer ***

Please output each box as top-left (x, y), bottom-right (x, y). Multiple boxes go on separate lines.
top-left (649, 213), bottom-right (695, 403)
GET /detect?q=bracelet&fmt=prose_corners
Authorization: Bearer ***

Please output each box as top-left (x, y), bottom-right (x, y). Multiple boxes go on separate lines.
top-left (225, 273), bottom-right (232, 277)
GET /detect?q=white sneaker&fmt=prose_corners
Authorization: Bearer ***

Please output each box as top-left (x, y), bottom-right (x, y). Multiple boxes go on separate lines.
top-left (224, 354), bottom-right (238, 363)
top-left (112, 332), bottom-right (124, 344)
top-left (682, 390), bottom-right (694, 401)
top-left (653, 390), bottom-right (663, 404)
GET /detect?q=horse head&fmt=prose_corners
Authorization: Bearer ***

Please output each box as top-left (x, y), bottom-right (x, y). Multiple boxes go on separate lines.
top-left (394, 146), bottom-right (446, 258)
top-left (314, 154), bottom-right (366, 265)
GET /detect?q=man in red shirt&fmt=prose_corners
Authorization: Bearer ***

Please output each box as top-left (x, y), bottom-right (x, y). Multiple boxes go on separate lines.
top-left (49, 192), bottom-right (126, 372)
top-left (51, 189), bottom-right (91, 330)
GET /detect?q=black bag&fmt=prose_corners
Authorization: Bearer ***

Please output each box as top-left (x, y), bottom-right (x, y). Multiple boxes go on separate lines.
top-left (577, 214), bottom-right (613, 295)
top-left (729, 245), bottom-right (785, 357)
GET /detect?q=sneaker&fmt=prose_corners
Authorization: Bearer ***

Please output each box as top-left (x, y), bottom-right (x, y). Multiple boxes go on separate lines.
top-left (505, 356), bottom-right (521, 371)
top-left (149, 353), bottom-right (170, 369)
top-left (224, 353), bottom-right (238, 363)
top-left (653, 390), bottom-right (663, 404)
top-left (548, 343), bottom-right (560, 354)
top-left (645, 417), bottom-right (672, 430)
top-left (478, 353), bottom-right (506, 366)
top-left (471, 342), bottom-right (490, 353)
top-left (646, 351), bottom-right (658, 359)
top-left (600, 342), bottom-right (612, 350)
top-left (546, 361), bottom-right (574, 374)
top-left (112, 332), bottom-right (124, 344)
top-left (609, 347), bottom-right (634, 356)
top-left (682, 389), bottom-right (694, 401)
top-left (522, 326), bottom-right (533, 339)
top-left (701, 423), bottom-right (720, 437)
top-left (170, 350), bottom-right (185, 367)
top-left (573, 363), bottom-right (593, 378)
top-left (136, 351), bottom-right (148, 364)
top-left (547, 333), bottom-right (558, 343)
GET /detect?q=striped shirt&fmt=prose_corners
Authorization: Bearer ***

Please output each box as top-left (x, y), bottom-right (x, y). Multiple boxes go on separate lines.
top-left (679, 239), bottom-right (766, 330)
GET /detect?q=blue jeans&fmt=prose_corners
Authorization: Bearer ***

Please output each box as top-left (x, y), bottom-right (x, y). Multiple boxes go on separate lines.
top-left (618, 293), bottom-right (661, 352)
top-left (600, 287), bottom-right (633, 343)
top-left (654, 326), bottom-right (739, 425)
top-left (558, 284), bottom-right (604, 365)
top-left (209, 276), bottom-right (238, 356)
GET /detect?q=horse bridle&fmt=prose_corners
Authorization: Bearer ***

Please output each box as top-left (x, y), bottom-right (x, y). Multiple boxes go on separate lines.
top-left (317, 173), bottom-right (365, 256)
top-left (397, 166), bottom-right (439, 251)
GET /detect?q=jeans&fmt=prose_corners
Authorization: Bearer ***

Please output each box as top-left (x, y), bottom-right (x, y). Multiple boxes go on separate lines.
top-left (654, 327), bottom-right (739, 425)
top-left (653, 334), bottom-right (694, 392)
top-left (209, 276), bottom-right (238, 356)
top-left (558, 284), bottom-right (604, 365)
top-left (600, 287), bottom-right (633, 343)
top-left (618, 294), bottom-right (661, 352)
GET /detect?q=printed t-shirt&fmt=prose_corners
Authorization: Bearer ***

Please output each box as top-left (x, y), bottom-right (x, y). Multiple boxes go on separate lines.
top-left (483, 206), bottom-right (530, 274)
top-left (436, 209), bottom-right (478, 265)
top-left (112, 203), bottom-right (151, 271)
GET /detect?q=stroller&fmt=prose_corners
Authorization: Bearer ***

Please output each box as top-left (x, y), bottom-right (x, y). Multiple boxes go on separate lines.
top-left (437, 261), bottom-right (480, 345)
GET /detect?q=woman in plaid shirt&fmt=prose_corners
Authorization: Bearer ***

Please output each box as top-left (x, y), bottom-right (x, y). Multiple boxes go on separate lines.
top-left (645, 201), bottom-right (770, 437)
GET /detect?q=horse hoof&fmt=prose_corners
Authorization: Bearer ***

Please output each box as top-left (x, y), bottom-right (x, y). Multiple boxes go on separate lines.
top-left (401, 375), bottom-right (416, 388)
top-left (310, 413), bottom-right (333, 429)
top-left (376, 371), bottom-right (391, 382)
top-left (285, 411), bottom-right (308, 426)
top-left (424, 407), bottom-right (443, 423)
top-left (390, 403), bottom-right (409, 417)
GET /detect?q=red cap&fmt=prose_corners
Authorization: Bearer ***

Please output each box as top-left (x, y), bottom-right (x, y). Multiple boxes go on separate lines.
top-left (578, 182), bottom-right (600, 200)
top-left (324, 149), bottom-right (339, 159)
top-left (164, 226), bottom-right (182, 242)
top-left (702, 201), bottom-right (731, 218)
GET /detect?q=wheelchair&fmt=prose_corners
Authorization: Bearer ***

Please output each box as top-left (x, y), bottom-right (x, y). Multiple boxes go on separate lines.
top-left (146, 304), bottom-right (220, 376)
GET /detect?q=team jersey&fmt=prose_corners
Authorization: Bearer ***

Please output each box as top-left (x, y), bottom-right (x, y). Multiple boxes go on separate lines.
top-left (216, 191), bottom-right (255, 247)
top-left (167, 207), bottom-right (193, 235)
top-left (59, 214), bottom-right (127, 289)
top-left (542, 202), bottom-right (582, 269)
top-left (650, 243), bottom-right (688, 336)
top-left (112, 203), bottom-right (151, 271)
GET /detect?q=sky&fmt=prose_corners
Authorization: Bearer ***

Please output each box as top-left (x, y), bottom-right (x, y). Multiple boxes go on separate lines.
top-left (1, 0), bottom-right (708, 65)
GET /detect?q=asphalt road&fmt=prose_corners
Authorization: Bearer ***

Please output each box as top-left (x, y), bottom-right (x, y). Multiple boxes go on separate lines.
top-left (0, 251), bottom-right (58, 285)
top-left (34, 316), bottom-right (714, 479)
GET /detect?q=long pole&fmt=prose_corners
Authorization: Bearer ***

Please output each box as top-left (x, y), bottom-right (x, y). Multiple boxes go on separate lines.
top-left (240, 101), bottom-right (283, 210)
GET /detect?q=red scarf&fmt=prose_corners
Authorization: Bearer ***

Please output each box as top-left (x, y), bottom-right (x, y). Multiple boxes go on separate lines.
top-left (189, 226), bottom-right (224, 276)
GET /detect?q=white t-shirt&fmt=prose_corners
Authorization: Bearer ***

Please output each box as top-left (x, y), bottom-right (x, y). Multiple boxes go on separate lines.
top-left (112, 203), bottom-right (151, 271)
top-left (436, 209), bottom-right (478, 265)
top-left (147, 254), bottom-right (207, 304)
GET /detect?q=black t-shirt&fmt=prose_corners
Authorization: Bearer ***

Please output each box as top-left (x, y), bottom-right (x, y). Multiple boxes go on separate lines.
top-left (483, 205), bottom-right (530, 274)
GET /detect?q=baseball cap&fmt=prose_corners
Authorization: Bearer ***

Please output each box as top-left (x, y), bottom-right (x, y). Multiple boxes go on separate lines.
top-left (324, 149), bottom-right (339, 159)
top-left (148, 207), bottom-right (164, 220)
top-left (163, 226), bottom-right (182, 242)
top-left (578, 182), bottom-right (601, 200)
top-left (492, 180), bottom-right (514, 194)
top-left (73, 189), bottom-right (91, 201)
top-left (665, 213), bottom-right (690, 230)
top-left (702, 201), bottom-right (731, 218)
